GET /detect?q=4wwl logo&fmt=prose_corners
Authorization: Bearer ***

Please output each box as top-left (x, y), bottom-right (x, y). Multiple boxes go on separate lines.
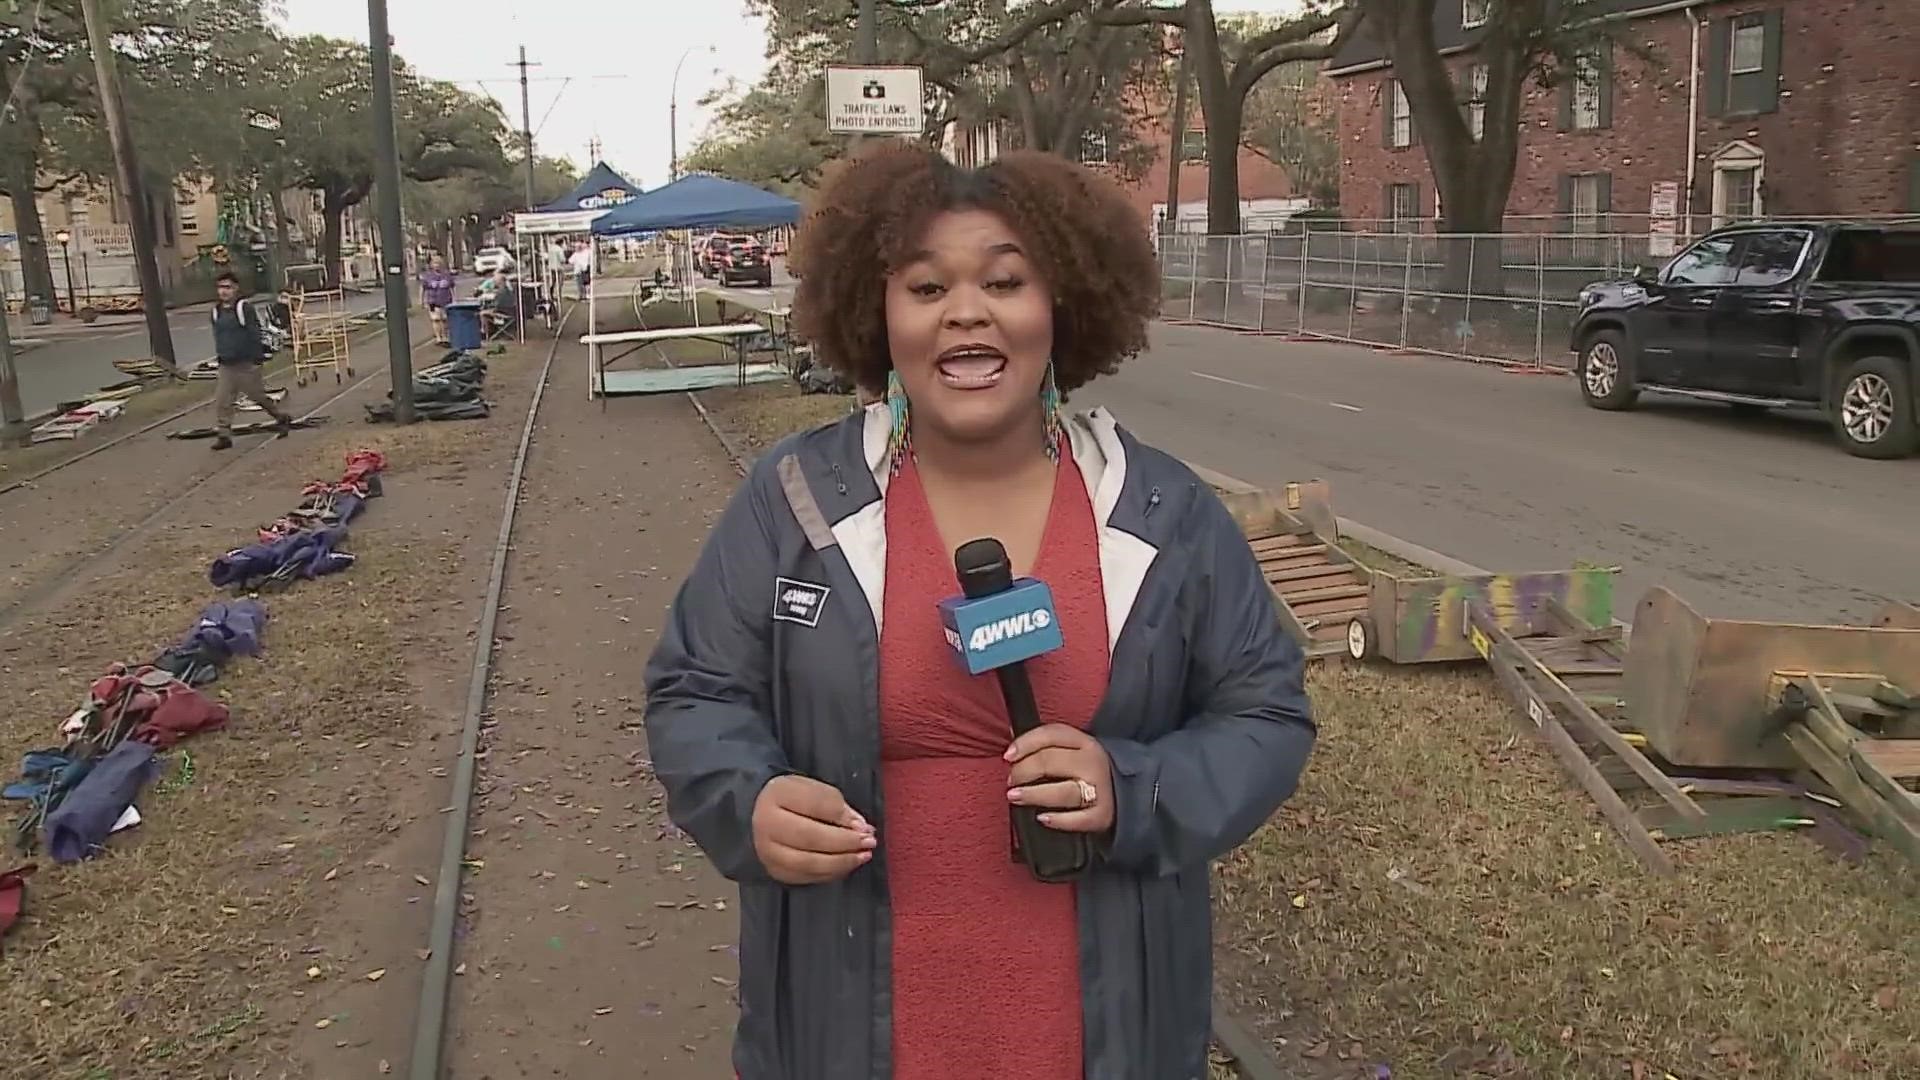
top-left (772, 577), bottom-right (830, 627)
top-left (781, 586), bottom-right (819, 615)
top-left (967, 608), bottom-right (1053, 652)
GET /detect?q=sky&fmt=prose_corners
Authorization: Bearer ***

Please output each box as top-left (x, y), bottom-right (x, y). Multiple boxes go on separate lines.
top-left (277, 0), bottom-right (773, 191)
top-left (277, 0), bottom-right (1313, 192)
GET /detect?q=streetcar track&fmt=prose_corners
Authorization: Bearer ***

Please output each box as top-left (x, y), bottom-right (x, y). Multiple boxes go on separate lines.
top-left (0, 303), bottom-right (400, 500)
top-left (407, 302), bottom-right (570, 1080)
top-left (0, 319), bottom-right (431, 634)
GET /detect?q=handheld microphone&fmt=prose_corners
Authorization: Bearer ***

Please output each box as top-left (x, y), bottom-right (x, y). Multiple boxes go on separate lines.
top-left (939, 538), bottom-right (1091, 883)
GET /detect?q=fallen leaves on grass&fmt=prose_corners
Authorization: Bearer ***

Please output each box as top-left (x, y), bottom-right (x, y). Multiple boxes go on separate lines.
top-left (0, 345), bottom-right (550, 1076)
top-left (695, 383), bottom-right (859, 459)
top-left (1213, 660), bottom-right (1920, 1080)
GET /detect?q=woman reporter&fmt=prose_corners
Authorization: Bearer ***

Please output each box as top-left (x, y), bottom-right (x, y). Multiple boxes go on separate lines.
top-left (643, 144), bottom-right (1315, 1080)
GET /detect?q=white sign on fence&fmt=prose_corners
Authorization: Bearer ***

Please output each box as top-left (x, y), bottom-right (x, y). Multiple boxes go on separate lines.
top-left (1648, 180), bottom-right (1681, 257)
top-left (825, 65), bottom-right (924, 135)
top-left (80, 224), bottom-right (134, 260)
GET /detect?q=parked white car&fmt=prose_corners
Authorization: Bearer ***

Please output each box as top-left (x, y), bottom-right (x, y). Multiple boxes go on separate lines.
top-left (473, 246), bottom-right (517, 274)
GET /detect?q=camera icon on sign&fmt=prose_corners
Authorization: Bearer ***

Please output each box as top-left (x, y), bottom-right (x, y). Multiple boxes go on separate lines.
top-left (862, 79), bottom-right (887, 100)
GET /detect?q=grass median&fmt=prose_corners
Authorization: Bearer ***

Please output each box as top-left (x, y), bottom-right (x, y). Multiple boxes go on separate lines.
top-left (696, 377), bottom-right (1920, 1080)
top-left (0, 343), bottom-right (547, 1077)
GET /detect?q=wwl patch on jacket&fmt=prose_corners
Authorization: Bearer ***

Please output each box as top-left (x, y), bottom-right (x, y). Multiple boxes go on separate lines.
top-left (772, 577), bottom-right (831, 627)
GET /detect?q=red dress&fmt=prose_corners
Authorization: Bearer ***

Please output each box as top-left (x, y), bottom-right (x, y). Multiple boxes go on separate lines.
top-left (878, 449), bottom-right (1111, 1080)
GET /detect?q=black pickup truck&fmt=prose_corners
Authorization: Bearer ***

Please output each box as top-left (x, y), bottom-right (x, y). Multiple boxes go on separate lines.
top-left (1569, 222), bottom-right (1920, 458)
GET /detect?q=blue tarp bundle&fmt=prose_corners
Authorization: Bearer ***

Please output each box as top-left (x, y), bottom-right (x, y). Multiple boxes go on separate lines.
top-left (209, 526), bottom-right (355, 591)
top-left (42, 741), bottom-right (158, 864)
top-left (153, 599), bottom-right (269, 686)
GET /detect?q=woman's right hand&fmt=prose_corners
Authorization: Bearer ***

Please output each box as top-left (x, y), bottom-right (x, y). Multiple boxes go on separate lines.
top-left (751, 775), bottom-right (876, 885)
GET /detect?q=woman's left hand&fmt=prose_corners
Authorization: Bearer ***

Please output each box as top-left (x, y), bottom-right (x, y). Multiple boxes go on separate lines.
top-left (1005, 725), bottom-right (1114, 834)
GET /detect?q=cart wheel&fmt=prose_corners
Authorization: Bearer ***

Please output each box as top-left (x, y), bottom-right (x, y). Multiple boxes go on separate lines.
top-left (1345, 616), bottom-right (1374, 662)
top-left (335, 371), bottom-right (343, 384)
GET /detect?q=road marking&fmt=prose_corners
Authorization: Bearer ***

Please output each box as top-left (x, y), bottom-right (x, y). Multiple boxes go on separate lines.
top-left (1192, 369), bottom-right (1368, 415)
top-left (1191, 370), bottom-right (1266, 391)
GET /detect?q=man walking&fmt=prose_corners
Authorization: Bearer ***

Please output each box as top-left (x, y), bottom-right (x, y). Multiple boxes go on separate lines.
top-left (210, 272), bottom-right (294, 450)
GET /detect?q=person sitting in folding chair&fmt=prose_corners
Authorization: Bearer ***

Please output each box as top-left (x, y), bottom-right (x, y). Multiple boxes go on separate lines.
top-left (478, 269), bottom-right (518, 339)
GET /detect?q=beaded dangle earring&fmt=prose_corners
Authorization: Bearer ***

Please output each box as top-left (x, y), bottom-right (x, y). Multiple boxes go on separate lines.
top-left (1039, 359), bottom-right (1064, 463)
top-left (885, 368), bottom-right (912, 474)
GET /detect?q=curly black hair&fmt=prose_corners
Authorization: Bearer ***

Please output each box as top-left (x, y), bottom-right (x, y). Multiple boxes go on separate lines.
top-left (788, 144), bottom-right (1161, 396)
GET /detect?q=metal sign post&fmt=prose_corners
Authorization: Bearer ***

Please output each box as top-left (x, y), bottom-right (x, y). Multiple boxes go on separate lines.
top-left (0, 279), bottom-right (28, 448)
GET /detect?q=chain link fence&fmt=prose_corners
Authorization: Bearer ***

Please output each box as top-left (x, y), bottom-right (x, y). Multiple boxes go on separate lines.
top-left (1159, 229), bottom-right (1666, 369)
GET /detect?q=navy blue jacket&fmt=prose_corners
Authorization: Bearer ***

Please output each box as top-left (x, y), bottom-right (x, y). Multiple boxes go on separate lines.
top-left (644, 405), bottom-right (1315, 1079)
top-left (211, 299), bottom-right (265, 364)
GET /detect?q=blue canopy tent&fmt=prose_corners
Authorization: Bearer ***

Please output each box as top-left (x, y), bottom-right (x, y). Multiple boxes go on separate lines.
top-left (579, 174), bottom-right (802, 399)
top-left (588, 173), bottom-right (801, 235)
top-left (539, 162), bottom-right (643, 213)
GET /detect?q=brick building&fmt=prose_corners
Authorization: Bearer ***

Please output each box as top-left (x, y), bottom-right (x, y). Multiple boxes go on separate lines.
top-left (1326, 0), bottom-right (1920, 240)
top-left (1083, 109), bottom-right (1306, 234)
top-left (940, 107), bottom-right (1303, 233)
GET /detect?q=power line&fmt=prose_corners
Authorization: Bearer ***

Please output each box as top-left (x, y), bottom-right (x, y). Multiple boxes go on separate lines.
top-left (533, 77), bottom-right (572, 140)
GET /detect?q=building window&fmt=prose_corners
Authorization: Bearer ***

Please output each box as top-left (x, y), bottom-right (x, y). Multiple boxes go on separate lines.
top-left (1711, 10), bottom-right (1782, 116)
top-left (1388, 79), bottom-right (1412, 148)
top-left (1569, 174), bottom-right (1605, 233)
top-left (178, 196), bottom-right (199, 236)
top-left (1729, 14), bottom-right (1766, 75)
top-left (1467, 63), bottom-right (1489, 140)
top-left (1571, 50), bottom-right (1603, 130)
top-left (1079, 130), bottom-right (1109, 165)
top-left (1179, 129), bottom-right (1207, 163)
top-left (1462, 0), bottom-right (1492, 29)
top-left (1388, 183), bottom-right (1421, 231)
top-left (1718, 167), bottom-right (1759, 223)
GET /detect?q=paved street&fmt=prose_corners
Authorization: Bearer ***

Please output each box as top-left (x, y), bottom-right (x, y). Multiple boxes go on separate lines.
top-left (1077, 324), bottom-right (1920, 624)
top-left (12, 289), bottom-right (385, 417)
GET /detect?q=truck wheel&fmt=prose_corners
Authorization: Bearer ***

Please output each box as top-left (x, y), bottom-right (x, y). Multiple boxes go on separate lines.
top-left (1832, 355), bottom-right (1919, 459)
top-left (1577, 329), bottom-right (1639, 411)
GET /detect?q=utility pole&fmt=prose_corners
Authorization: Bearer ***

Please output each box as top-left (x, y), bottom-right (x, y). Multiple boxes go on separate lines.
top-left (368, 0), bottom-right (415, 424)
top-left (1162, 33), bottom-right (1191, 242)
top-left (669, 46), bottom-right (712, 183)
top-left (78, 0), bottom-right (177, 373)
top-left (514, 47), bottom-right (540, 208)
top-left (851, 0), bottom-right (878, 152)
top-left (0, 280), bottom-right (27, 449)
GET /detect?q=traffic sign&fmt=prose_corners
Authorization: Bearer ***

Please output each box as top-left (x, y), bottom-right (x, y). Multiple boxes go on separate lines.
top-left (825, 65), bottom-right (925, 135)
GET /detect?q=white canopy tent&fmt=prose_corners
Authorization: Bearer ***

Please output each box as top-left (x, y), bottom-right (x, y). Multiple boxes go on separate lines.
top-left (505, 163), bottom-right (645, 340)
